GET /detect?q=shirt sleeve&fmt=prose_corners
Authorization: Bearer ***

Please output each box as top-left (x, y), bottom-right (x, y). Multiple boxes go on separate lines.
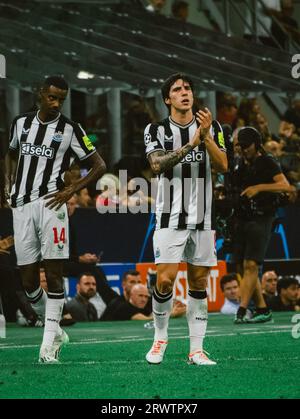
top-left (266, 155), bottom-right (282, 178)
top-left (144, 123), bottom-right (165, 157)
top-left (211, 120), bottom-right (226, 152)
top-left (9, 117), bottom-right (19, 151)
top-left (70, 123), bottom-right (96, 161)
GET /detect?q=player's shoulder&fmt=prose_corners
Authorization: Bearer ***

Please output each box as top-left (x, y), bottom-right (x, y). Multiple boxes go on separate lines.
top-left (12, 111), bottom-right (36, 125)
top-left (59, 114), bottom-right (80, 128)
top-left (211, 119), bottom-right (223, 132)
top-left (145, 118), bottom-right (167, 130)
top-left (59, 115), bottom-right (86, 139)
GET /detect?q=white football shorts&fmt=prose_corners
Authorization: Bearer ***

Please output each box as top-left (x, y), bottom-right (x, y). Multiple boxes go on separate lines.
top-left (153, 228), bottom-right (217, 266)
top-left (12, 198), bottom-right (69, 266)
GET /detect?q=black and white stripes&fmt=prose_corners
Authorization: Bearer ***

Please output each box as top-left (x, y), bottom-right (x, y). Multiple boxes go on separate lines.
top-left (144, 117), bottom-right (225, 231)
top-left (9, 111), bottom-right (96, 208)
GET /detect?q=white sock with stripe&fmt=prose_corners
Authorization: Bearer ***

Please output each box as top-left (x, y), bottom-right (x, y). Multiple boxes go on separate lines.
top-left (26, 287), bottom-right (47, 323)
top-left (152, 287), bottom-right (173, 342)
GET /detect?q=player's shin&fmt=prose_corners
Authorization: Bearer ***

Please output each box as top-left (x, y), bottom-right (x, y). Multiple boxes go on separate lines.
top-left (152, 286), bottom-right (173, 341)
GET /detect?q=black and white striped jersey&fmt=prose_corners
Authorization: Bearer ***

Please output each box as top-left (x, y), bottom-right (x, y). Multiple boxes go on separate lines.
top-left (144, 116), bottom-right (226, 230)
top-left (9, 111), bottom-right (96, 208)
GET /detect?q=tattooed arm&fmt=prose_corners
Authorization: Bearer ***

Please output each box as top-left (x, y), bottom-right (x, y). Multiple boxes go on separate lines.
top-left (148, 146), bottom-right (190, 175)
top-left (148, 125), bottom-right (201, 175)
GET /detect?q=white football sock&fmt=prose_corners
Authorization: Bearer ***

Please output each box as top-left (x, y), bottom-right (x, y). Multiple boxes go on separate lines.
top-left (26, 287), bottom-right (47, 323)
top-left (187, 290), bottom-right (208, 353)
top-left (152, 287), bottom-right (173, 341)
top-left (42, 293), bottom-right (64, 347)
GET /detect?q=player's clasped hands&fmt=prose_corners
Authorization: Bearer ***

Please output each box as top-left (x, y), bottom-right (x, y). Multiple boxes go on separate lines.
top-left (196, 107), bottom-right (212, 132)
top-left (190, 107), bottom-right (212, 148)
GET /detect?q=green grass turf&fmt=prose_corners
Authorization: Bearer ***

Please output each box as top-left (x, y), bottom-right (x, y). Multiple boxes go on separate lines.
top-left (0, 312), bottom-right (299, 399)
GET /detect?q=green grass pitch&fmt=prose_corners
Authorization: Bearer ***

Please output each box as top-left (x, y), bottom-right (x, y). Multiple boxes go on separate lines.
top-left (0, 312), bottom-right (299, 399)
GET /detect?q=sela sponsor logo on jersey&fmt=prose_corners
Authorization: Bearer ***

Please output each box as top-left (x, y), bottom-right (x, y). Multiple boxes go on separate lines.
top-left (181, 150), bottom-right (204, 164)
top-left (21, 143), bottom-right (54, 159)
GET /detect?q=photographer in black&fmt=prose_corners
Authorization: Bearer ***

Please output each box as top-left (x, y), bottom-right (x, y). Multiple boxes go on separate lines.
top-left (232, 127), bottom-right (295, 324)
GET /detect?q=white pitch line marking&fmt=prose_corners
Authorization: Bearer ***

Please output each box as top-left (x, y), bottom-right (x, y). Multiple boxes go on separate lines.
top-left (0, 328), bottom-right (292, 350)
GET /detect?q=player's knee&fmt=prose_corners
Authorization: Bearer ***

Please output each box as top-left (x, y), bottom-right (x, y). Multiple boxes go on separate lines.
top-left (157, 275), bottom-right (174, 294)
top-left (189, 276), bottom-right (207, 290)
top-left (23, 281), bottom-right (39, 294)
top-left (243, 260), bottom-right (258, 274)
top-left (20, 267), bottom-right (40, 293)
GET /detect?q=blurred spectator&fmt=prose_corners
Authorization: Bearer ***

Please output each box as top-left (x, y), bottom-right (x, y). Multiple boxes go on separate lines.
top-left (145, 0), bottom-right (166, 14)
top-left (124, 97), bottom-right (156, 155)
top-left (65, 273), bottom-right (99, 321)
top-left (171, 0), bottom-right (189, 22)
top-left (272, 0), bottom-right (300, 48)
top-left (236, 98), bottom-right (260, 128)
top-left (264, 140), bottom-right (299, 201)
top-left (220, 273), bottom-right (241, 315)
top-left (251, 112), bottom-right (272, 143)
top-left (129, 284), bottom-right (150, 312)
top-left (264, 140), bottom-right (282, 158)
top-left (269, 276), bottom-right (300, 311)
top-left (265, 139), bottom-right (300, 191)
top-left (283, 99), bottom-right (300, 133)
top-left (244, 0), bottom-right (282, 47)
top-left (278, 120), bottom-right (297, 150)
top-left (101, 282), bottom-right (152, 321)
top-left (261, 270), bottom-right (278, 305)
top-left (216, 93), bottom-right (238, 127)
top-left (76, 187), bottom-right (93, 208)
top-left (122, 270), bottom-right (142, 300)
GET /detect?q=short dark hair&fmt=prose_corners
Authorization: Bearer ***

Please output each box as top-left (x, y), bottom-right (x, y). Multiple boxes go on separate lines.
top-left (220, 273), bottom-right (240, 292)
top-left (161, 73), bottom-right (194, 110)
top-left (122, 270), bottom-right (140, 282)
top-left (277, 276), bottom-right (299, 295)
top-left (43, 76), bottom-right (69, 91)
top-left (237, 126), bottom-right (262, 149)
top-left (78, 272), bottom-right (96, 282)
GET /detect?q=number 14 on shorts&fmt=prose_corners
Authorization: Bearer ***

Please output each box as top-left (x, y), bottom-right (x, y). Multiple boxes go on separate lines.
top-left (53, 227), bottom-right (66, 244)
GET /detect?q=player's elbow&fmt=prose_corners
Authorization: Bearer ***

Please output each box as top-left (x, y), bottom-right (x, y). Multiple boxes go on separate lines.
top-left (150, 162), bottom-right (162, 176)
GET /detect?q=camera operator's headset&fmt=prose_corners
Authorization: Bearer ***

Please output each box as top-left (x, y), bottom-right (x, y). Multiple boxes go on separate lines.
top-left (238, 126), bottom-right (266, 153)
